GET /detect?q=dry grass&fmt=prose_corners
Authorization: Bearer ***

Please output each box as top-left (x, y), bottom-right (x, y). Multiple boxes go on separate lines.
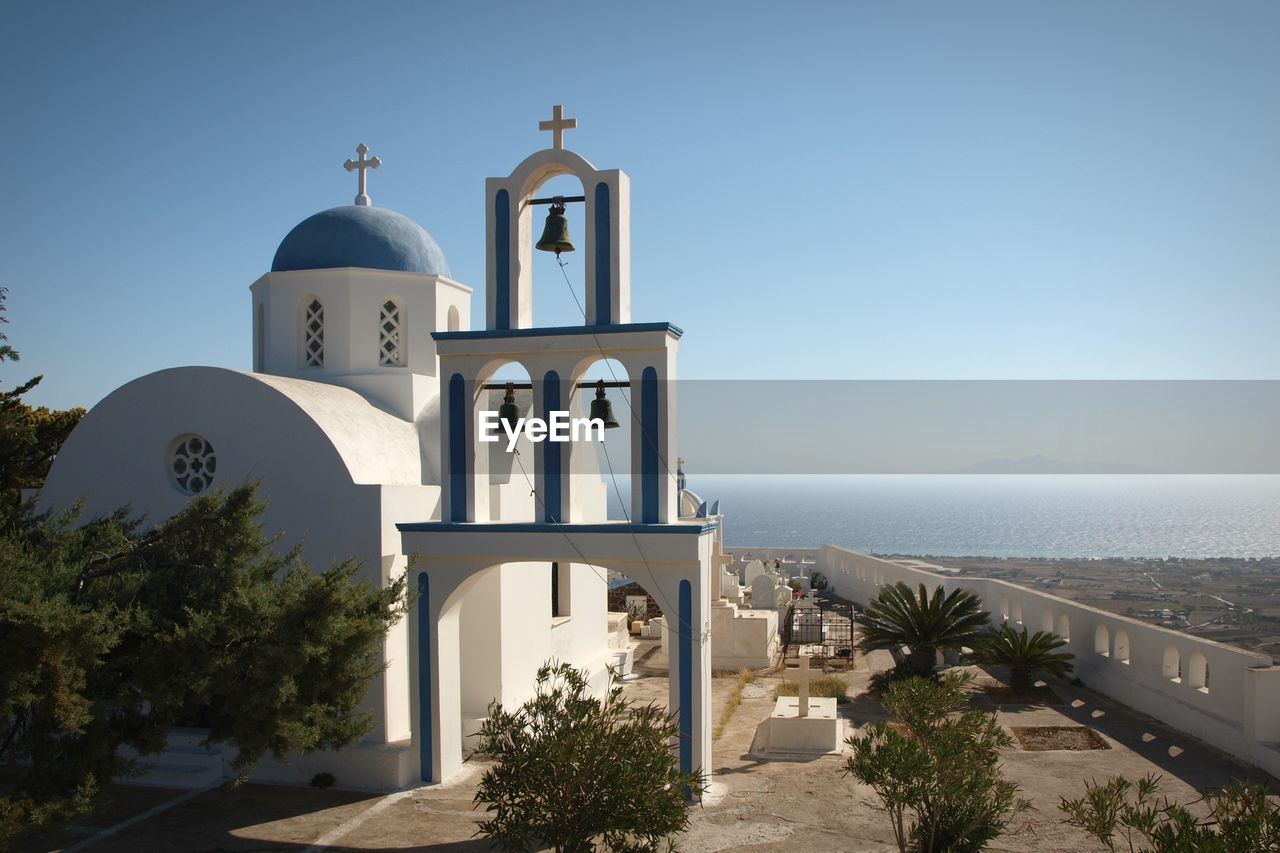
top-left (712, 668), bottom-right (757, 741)
top-left (773, 675), bottom-right (849, 701)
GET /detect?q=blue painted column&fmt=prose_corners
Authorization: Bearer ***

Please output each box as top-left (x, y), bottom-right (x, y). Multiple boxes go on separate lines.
top-left (541, 370), bottom-right (562, 522)
top-left (417, 572), bottom-right (431, 781)
top-left (447, 374), bottom-right (467, 522)
top-left (678, 578), bottom-right (693, 777)
top-left (593, 182), bottom-right (611, 325)
top-left (640, 367), bottom-right (660, 523)
top-left (494, 190), bottom-right (511, 329)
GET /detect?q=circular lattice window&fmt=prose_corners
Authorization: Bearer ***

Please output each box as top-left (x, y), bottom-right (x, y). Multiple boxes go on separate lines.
top-left (170, 434), bottom-right (217, 495)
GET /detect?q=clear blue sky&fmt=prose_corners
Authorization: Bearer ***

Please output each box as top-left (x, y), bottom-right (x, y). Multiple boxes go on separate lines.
top-left (2, 1), bottom-right (1278, 410)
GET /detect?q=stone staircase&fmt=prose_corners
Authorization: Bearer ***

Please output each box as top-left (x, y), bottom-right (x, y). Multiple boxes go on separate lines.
top-left (124, 727), bottom-right (226, 789)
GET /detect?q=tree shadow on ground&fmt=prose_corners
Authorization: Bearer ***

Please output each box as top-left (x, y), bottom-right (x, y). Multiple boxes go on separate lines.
top-left (1047, 680), bottom-right (1279, 793)
top-left (19, 781), bottom-right (504, 853)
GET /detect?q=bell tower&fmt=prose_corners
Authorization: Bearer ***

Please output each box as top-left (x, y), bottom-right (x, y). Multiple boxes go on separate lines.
top-left (485, 104), bottom-right (631, 329)
top-left (434, 106), bottom-right (678, 526)
top-left (403, 108), bottom-right (714, 793)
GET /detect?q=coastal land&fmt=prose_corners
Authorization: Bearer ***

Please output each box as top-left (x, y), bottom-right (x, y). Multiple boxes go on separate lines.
top-left (889, 554), bottom-right (1280, 664)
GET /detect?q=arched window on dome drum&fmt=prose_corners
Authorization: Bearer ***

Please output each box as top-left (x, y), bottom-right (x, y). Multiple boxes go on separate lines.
top-left (379, 299), bottom-right (405, 366)
top-left (302, 298), bottom-right (324, 367)
top-left (254, 302), bottom-right (264, 372)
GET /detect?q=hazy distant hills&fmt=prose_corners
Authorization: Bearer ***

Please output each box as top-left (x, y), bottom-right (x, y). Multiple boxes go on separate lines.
top-left (952, 454), bottom-right (1154, 474)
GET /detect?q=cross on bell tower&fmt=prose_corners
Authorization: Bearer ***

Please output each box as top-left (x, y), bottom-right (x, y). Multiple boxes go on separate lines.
top-left (344, 143), bottom-right (382, 207)
top-left (538, 104), bottom-right (577, 150)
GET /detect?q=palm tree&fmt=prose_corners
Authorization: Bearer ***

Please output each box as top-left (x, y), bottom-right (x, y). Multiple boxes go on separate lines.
top-left (973, 625), bottom-right (1075, 693)
top-left (856, 582), bottom-right (990, 677)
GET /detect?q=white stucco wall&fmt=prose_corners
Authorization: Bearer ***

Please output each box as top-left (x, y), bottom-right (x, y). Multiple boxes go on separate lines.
top-left (39, 367), bottom-right (439, 749)
top-left (249, 267), bottom-right (471, 422)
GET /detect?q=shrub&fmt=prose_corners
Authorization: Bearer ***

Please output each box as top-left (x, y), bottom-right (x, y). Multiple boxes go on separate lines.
top-left (474, 661), bottom-right (703, 852)
top-left (973, 625), bottom-right (1074, 693)
top-left (1060, 773), bottom-right (1280, 851)
top-left (843, 672), bottom-right (1028, 853)
top-left (856, 583), bottom-right (989, 677)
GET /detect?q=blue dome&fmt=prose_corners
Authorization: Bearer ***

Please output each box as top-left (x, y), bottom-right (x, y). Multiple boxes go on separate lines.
top-left (272, 205), bottom-right (450, 276)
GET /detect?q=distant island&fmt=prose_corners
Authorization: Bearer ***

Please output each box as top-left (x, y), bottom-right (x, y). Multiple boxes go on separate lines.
top-left (952, 454), bottom-right (1154, 474)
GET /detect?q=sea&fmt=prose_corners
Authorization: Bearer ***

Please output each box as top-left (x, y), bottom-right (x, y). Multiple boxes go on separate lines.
top-left (612, 475), bottom-right (1280, 559)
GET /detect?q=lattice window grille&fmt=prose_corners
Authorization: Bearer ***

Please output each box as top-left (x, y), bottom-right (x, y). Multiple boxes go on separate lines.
top-left (379, 299), bottom-right (403, 366)
top-left (303, 299), bottom-right (324, 367)
top-left (171, 435), bottom-right (217, 495)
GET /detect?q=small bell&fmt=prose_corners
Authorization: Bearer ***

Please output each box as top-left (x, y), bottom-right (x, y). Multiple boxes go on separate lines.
top-left (498, 382), bottom-right (522, 431)
top-left (589, 379), bottom-right (621, 429)
top-left (535, 200), bottom-right (575, 256)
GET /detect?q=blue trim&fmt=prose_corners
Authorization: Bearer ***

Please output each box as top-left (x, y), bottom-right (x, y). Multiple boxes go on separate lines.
top-left (678, 579), bottom-right (693, 777)
top-left (542, 370), bottom-right (561, 523)
top-left (417, 572), bottom-right (431, 781)
top-left (448, 374), bottom-right (467, 522)
top-left (434, 322), bottom-right (683, 341)
top-left (494, 190), bottom-right (510, 329)
top-left (397, 520), bottom-right (719, 534)
top-left (641, 367), bottom-right (660, 523)
top-left (594, 182), bottom-right (611, 324)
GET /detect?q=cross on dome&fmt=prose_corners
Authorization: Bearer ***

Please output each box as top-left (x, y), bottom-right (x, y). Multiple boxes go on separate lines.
top-left (344, 143), bottom-right (382, 207)
top-left (538, 104), bottom-right (577, 150)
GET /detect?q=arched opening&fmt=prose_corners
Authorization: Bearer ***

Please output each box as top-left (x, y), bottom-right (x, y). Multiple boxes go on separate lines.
top-left (455, 565), bottom-right (503, 755)
top-left (446, 304), bottom-right (461, 332)
top-left (481, 359), bottom-right (535, 522)
top-left (378, 297), bottom-right (406, 366)
top-left (254, 302), bottom-right (264, 372)
top-left (1095, 624), bottom-right (1110, 656)
top-left (1163, 646), bottom-right (1182, 682)
top-left (1011, 600), bottom-right (1023, 625)
top-left (1057, 614), bottom-right (1071, 642)
top-left (1187, 652), bottom-right (1208, 692)
top-left (573, 357), bottom-right (631, 521)
top-left (607, 574), bottom-right (668, 677)
top-left (1042, 607), bottom-right (1054, 633)
top-left (1114, 629), bottom-right (1130, 663)
top-left (529, 174), bottom-right (589, 328)
top-left (999, 595), bottom-right (1010, 622)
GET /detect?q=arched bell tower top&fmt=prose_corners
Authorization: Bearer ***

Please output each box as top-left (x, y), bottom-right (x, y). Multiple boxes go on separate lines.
top-left (485, 109), bottom-right (631, 330)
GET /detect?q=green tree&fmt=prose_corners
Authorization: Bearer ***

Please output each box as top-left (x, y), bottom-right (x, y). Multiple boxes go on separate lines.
top-left (0, 287), bottom-right (84, 507)
top-left (856, 582), bottom-right (990, 677)
top-left (972, 624), bottom-right (1074, 694)
top-left (474, 661), bottom-right (703, 852)
top-left (1060, 773), bottom-right (1280, 852)
top-left (0, 486), bottom-right (409, 847)
top-left (843, 672), bottom-right (1029, 853)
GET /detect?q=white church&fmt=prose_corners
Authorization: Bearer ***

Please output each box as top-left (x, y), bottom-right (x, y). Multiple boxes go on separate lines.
top-left (38, 108), bottom-right (776, 792)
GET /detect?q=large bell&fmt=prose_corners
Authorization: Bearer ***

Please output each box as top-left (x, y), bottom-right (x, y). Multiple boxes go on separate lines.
top-left (535, 202), bottom-right (575, 256)
top-left (589, 379), bottom-right (621, 429)
top-left (498, 382), bottom-right (522, 431)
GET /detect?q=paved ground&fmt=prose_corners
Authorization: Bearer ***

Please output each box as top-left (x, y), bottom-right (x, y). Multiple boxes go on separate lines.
top-left (23, 650), bottom-right (1276, 852)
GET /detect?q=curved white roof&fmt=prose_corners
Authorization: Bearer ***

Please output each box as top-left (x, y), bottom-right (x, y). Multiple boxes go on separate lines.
top-left (244, 371), bottom-right (423, 485)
